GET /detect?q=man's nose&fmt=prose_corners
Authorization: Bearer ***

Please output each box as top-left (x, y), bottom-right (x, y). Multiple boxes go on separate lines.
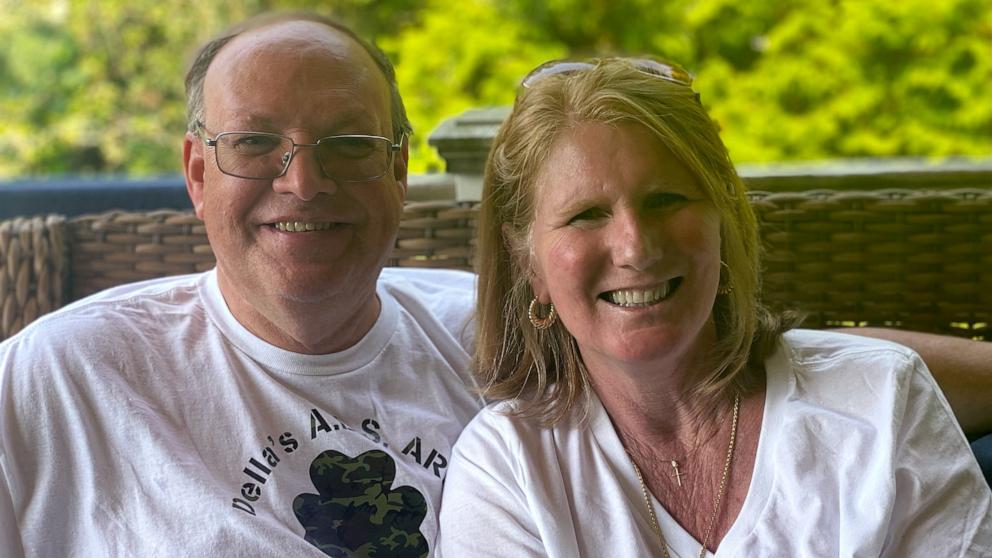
top-left (611, 211), bottom-right (663, 270)
top-left (272, 144), bottom-right (337, 201)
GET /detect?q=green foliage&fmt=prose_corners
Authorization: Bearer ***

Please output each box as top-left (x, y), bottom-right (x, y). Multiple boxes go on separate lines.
top-left (0, 1), bottom-right (228, 176)
top-left (693, 0), bottom-right (992, 161)
top-left (382, 0), bottom-right (563, 171)
top-left (0, 0), bottom-right (989, 178)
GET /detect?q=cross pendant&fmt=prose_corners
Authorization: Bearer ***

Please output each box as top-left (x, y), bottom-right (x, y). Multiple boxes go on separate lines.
top-left (670, 460), bottom-right (684, 487)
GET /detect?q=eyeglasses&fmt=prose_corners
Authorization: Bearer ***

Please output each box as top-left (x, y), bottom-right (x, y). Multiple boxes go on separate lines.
top-left (198, 127), bottom-right (402, 182)
top-left (520, 57), bottom-right (697, 99)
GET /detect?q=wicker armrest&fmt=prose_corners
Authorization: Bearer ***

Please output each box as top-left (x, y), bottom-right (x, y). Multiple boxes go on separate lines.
top-left (0, 216), bottom-right (68, 339)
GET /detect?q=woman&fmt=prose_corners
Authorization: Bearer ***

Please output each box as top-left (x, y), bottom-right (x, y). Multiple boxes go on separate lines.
top-left (437, 58), bottom-right (991, 556)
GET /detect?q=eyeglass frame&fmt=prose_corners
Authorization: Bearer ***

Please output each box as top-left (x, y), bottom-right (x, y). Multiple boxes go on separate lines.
top-left (195, 123), bottom-right (404, 182)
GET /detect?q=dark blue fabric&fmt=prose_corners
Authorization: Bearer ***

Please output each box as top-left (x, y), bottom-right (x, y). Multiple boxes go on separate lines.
top-left (0, 176), bottom-right (190, 219)
top-left (972, 433), bottom-right (992, 488)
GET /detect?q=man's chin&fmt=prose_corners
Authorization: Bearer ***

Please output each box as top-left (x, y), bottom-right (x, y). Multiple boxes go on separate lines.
top-left (276, 277), bottom-right (375, 305)
top-left (224, 268), bottom-right (366, 303)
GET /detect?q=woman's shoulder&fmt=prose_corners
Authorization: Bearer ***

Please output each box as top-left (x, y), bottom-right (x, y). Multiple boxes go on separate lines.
top-left (779, 328), bottom-right (921, 369)
top-left (766, 329), bottom-right (936, 423)
top-left (772, 328), bottom-right (926, 392)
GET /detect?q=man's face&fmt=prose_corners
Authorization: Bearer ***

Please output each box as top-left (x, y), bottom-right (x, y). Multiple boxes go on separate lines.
top-left (184, 21), bottom-right (407, 351)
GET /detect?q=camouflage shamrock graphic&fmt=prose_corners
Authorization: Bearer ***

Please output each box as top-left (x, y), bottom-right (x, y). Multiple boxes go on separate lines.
top-left (293, 449), bottom-right (429, 557)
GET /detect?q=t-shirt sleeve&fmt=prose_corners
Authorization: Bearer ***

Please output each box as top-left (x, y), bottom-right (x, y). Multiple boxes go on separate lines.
top-left (437, 408), bottom-right (547, 557)
top-left (884, 352), bottom-right (992, 556)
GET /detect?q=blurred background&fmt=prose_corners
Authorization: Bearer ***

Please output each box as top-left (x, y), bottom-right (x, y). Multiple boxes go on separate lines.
top-left (1, 0), bottom-right (990, 178)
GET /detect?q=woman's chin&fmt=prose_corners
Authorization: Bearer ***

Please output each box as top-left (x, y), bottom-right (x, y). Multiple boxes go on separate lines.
top-left (578, 321), bottom-right (716, 373)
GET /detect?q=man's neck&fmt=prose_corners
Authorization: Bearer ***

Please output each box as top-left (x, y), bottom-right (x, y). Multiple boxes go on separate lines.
top-left (217, 270), bottom-right (381, 355)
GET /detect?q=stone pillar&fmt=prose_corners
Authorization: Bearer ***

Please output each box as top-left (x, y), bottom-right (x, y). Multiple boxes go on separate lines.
top-left (427, 107), bottom-right (509, 203)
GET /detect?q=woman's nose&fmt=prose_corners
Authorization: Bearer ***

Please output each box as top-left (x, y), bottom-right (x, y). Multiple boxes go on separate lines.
top-left (611, 211), bottom-right (662, 270)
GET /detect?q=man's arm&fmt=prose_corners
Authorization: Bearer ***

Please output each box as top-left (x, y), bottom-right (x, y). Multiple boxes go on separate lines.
top-left (841, 327), bottom-right (992, 438)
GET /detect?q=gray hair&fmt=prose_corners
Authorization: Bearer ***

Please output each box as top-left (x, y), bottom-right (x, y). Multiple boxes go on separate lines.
top-left (184, 11), bottom-right (412, 142)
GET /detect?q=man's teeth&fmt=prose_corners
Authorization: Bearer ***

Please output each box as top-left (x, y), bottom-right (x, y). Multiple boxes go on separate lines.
top-left (274, 221), bottom-right (333, 232)
top-left (607, 283), bottom-right (670, 307)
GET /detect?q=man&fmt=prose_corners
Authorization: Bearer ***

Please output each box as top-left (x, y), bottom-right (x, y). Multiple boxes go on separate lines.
top-left (0, 12), bottom-right (483, 556)
top-left (1, 10), bottom-right (989, 558)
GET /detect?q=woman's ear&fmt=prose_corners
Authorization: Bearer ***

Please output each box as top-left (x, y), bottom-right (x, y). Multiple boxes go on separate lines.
top-left (500, 222), bottom-right (516, 258)
top-left (530, 273), bottom-right (550, 304)
top-left (502, 222), bottom-right (550, 303)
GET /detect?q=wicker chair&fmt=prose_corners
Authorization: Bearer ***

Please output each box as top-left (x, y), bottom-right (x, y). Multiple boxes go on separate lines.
top-left (1, 188), bottom-right (990, 342)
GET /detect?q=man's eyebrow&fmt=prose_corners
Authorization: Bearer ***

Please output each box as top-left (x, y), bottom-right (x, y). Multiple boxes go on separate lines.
top-left (322, 114), bottom-right (385, 134)
top-left (224, 112), bottom-right (385, 135)
top-left (222, 113), bottom-right (276, 130)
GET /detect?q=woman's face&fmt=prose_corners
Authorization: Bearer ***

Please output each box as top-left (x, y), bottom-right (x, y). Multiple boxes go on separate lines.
top-left (526, 121), bottom-right (723, 372)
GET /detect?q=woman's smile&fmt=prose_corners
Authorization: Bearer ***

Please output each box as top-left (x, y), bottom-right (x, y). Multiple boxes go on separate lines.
top-left (600, 277), bottom-right (683, 307)
top-left (527, 120), bottom-right (722, 367)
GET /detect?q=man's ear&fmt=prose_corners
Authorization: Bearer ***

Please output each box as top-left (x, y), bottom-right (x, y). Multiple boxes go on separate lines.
top-left (183, 132), bottom-right (206, 219)
top-left (392, 135), bottom-right (409, 197)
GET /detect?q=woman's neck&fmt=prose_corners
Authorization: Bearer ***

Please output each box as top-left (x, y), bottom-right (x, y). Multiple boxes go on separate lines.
top-left (596, 373), bottom-right (732, 458)
top-left (586, 326), bottom-right (733, 455)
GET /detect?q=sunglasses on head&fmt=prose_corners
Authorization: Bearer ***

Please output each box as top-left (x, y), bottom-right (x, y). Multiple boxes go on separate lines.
top-left (520, 57), bottom-right (694, 89)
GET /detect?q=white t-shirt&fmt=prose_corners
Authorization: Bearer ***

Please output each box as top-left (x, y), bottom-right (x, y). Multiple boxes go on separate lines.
top-left (438, 329), bottom-right (992, 557)
top-left (0, 267), bottom-right (484, 557)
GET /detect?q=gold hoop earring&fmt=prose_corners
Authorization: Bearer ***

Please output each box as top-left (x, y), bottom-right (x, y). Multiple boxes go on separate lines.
top-left (528, 297), bottom-right (557, 330)
top-left (718, 260), bottom-right (733, 296)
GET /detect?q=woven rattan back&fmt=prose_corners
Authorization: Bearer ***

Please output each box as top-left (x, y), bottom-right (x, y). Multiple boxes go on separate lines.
top-left (1, 188), bottom-right (988, 341)
top-left (753, 189), bottom-right (990, 336)
top-left (0, 216), bottom-right (67, 338)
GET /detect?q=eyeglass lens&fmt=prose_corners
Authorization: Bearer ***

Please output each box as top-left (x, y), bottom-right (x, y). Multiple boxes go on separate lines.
top-left (214, 133), bottom-right (393, 181)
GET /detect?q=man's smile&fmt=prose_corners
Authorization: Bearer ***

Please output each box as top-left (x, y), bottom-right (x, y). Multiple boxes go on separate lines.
top-left (272, 221), bottom-right (339, 232)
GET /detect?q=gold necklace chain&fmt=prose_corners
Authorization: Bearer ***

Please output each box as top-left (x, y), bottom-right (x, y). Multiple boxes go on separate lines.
top-left (629, 393), bottom-right (740, 558)
top-left (659, 411), bottom-right (728, 488)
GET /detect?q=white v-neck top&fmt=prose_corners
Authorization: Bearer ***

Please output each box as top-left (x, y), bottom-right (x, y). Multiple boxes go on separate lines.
top-left (438, 329), bottom-right (992, 557)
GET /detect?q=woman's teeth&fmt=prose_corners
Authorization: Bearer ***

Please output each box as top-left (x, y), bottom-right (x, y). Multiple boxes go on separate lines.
top-left (606, 282), bottom-right (671, 307)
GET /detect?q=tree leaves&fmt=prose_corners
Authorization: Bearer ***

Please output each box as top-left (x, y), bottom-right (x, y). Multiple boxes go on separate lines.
top-left (0, 0), bottom-right (988, 178)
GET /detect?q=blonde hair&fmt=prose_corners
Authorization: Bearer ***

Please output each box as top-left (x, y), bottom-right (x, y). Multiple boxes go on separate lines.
top-left (475, 58), bottom-right (791, 424)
